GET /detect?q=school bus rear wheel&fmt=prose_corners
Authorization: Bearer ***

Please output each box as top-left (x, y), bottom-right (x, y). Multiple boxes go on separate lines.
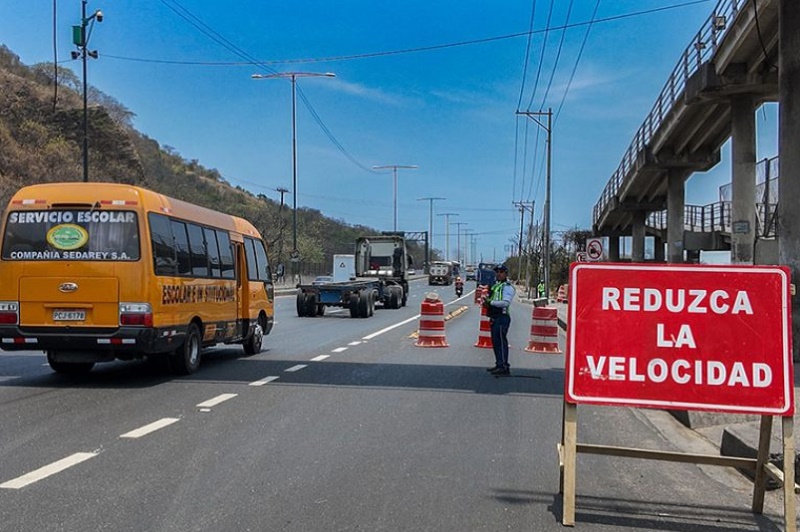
top-left (170, 323), bottom-right (202, 375)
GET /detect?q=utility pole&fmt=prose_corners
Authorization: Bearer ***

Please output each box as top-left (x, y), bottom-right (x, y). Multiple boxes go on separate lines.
top-left (418, 197), bottom-right (445, 273)
top-left (72, 0), bottom-right (103, 183)
top-left (513, 201), bottom-right (534, 279)
top-left (373, 165), bottom-right (419, 231)
top-left (516, 109), bottom-right (553, 297)
top-left (437, 213), bottom-right (458, 261)
top-left (252, 71), bottom-right (336, 283)
top-left (451, 222), bottom-right (468, 265)
top-left (275, 187), bottom-right (289, 267)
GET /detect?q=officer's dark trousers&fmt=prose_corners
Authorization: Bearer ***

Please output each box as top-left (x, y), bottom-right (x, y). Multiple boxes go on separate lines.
top-left (490, 314), bottom-right (511, 369)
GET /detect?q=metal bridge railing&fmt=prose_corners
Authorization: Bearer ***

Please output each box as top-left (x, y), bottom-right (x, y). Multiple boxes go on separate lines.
top-left (593, 0), bottom-right (745, 226)
top-left (644, 156), bottom-right (780, 238)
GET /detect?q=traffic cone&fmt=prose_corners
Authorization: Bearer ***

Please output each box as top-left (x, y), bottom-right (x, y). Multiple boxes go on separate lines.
top-left (416, 293), bottom-right (448, 347)
top-left (474, 302), bottom-right (493, 349)
top-left (524, 306), bottom-right (562, 354)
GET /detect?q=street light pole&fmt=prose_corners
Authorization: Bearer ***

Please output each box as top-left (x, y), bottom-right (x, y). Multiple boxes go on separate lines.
top-left (372, 165), bottom-right (418, 231)
top-left (516, 108), bottom-right (553, 298)
top-left (451, 222), bottom-right (468, 265)
top-left (252, 71), bottom-right (335, 280)
top-left (437, 213), bottom-right (458, 261)
top-left (72, 0), bottom-right (103, 183)
top-left (417, 197), bottom-right (445, 272)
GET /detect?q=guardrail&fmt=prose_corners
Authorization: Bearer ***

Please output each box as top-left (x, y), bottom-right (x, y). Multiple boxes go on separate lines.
top-left (593, 0), bottom-right (745, 226)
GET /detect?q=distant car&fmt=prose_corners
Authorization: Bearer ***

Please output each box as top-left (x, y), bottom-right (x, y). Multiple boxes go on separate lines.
top-left (311, 275), bottom-right (334, 285)
top-left (408, 268), bottom-right (416, 275)
top-left (465, 268), bottom-right (477, 281)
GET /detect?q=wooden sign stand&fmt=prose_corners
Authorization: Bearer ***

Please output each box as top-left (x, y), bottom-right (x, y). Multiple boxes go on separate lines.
top-left (558, 401), bottom-right (797, 529)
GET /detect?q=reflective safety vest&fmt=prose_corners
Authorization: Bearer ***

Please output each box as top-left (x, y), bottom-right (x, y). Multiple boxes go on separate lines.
top-left (489, 281), bottom-right (510, 316)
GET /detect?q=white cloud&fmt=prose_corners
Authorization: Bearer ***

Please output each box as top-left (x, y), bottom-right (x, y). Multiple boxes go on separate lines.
top-left (328, 79), bottom-right (408, 106)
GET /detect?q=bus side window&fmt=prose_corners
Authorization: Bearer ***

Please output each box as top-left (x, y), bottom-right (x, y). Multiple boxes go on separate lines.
top-left (244, 238), bottom-right (258, 281)
top-left (187, 223), bottom-right (209, 277)
top-left (216, 230), bottom-right (235, 279)
top-left (148, 213), bottom-right (177, 275)
top-left (253, 238), bottom-right (271, 282)
top-left (170, 220), bottom-right (192, 276)
top-left (204, 227), bottom-right (222, 278)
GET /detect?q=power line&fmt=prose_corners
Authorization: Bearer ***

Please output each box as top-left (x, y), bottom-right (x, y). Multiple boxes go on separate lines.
top-left (516, 0), bottom-right (538, 110)
top-left (157, 0), bottom-right (278, 75)
top-left (555, 0), bottom-right (601, 124)
top-left (102, 1), bottom-right (712, 68)
top-left (539, 0), bottom-right (574, 110)
top-left (295, 86), bottom-right (378, 173)
top-left (524, 0), bottom-right (554, 111)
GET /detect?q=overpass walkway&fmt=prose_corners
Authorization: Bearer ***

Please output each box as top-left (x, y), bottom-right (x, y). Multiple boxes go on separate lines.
top-left (592, 0), bottom-right (778, 241)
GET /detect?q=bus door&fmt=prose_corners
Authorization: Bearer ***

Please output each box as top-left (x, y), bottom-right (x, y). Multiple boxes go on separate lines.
top-left (234, 241), bottom-right (249, 338)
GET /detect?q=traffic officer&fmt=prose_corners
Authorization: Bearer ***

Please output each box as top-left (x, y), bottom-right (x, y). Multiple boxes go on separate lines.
top-left (537, 279), bottom-right (546, 299)
top-left (483, 264), bottom-right (516, 375)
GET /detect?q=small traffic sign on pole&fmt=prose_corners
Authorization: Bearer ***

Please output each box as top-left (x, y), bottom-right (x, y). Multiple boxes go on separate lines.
top-left (586, 238), bottom-right (603, 261)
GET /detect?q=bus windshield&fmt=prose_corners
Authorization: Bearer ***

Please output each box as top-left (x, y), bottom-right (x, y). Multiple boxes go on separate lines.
top-left (1, 209), bottom-right (140, 261)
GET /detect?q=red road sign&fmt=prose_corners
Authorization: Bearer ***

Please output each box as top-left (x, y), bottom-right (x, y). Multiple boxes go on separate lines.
top-left (565, 263), bottom-right (794, 415)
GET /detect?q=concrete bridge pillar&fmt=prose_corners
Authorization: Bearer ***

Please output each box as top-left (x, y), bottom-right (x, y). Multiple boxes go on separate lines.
top-left (632, 211), bottom-right (647, 262)
top-left (654, 235), bottom-right (665, 262)
top-left (730, 95), bottom-right (756, 264)
top-left (667, 169), bottom-right (685, 263)
top-left (607, 236), bottom-right (620, 262)
top-left (779, 0), bottom-right (800, 361)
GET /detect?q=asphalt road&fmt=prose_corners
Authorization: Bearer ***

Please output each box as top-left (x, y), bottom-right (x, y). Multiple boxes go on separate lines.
top-left (0, 279), bottom-right (789, 531)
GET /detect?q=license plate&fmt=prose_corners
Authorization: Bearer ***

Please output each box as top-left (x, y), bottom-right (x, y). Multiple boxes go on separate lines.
top-left (53, 310), bottom-right (86, 321)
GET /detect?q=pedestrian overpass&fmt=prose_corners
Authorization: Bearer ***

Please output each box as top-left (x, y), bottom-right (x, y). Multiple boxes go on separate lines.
top-left (591, 0), bottom-right (790, 265)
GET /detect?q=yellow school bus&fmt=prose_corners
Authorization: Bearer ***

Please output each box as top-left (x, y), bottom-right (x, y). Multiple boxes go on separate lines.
top-left (0, 182), bottom-right (274, 374)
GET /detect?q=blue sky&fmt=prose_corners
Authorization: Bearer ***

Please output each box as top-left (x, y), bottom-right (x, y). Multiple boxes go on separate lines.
top-left (0, 0), bottom-right (778, 263)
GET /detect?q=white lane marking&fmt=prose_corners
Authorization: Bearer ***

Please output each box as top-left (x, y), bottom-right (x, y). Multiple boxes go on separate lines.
top-left (310, 355), bottom-right (330, 362)
top-left (347, 341), bottom-right (361, 346)
top-left (196, 393), bottom-right (238, 408)
top-left (120, 418), bottom-right (179, 439)
top-left (327, 309), bottom-right (344, 314)
top-left (285, 364), bottom-right (307, 372)
top-left (363, 315), bottom-right (420, 340)
top-left (1, 452), bottom-right (98, 489)
top-left (332, 347), bottom-right (348, 353)
top-left (249, 376), bottom-right (280, 387)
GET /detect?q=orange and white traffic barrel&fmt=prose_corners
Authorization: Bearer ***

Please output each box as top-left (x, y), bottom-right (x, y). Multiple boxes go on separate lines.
top-left (474, 302), bottom-right (493, 349)
top-left (416, 293), bottom-right (448, 348)
top-left (524, 306), bottom-right (562, 354)
top-left (474, 285), bottom-right (486, 305)
top-left (556, 284), bottom-right (569, 303)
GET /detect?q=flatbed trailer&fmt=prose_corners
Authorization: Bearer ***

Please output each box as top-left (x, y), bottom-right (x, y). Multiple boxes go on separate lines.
top-left (295, 277), bottom-right (406, 318)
